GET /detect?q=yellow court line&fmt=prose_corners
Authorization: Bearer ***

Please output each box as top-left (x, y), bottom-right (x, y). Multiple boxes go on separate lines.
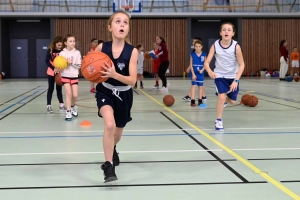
top-left (138, 89), bottom-right (300, 200)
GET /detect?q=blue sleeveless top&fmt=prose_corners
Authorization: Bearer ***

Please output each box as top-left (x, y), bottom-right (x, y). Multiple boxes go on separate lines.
top-left (191, 51), bottom-right (206, 76)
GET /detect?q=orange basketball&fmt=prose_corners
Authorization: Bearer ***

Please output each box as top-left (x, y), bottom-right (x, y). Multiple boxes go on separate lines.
top-left (144, 52), bottom-right (151, 60)
top-left (241, 94), bottom-right (251, 105)
top-left (248, 95), bottom-right (258, 107)
top-left (163, 95), bottom-right (175, 107)
top-left (81, 52), bottom-right (112, 83)
top-left (294, 76), bottom-right (300, 82)
top-left (55, 73), bottom-right (62, 86)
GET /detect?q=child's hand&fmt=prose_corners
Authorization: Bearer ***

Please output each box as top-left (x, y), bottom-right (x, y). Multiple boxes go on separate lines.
top-left (54, 68), bottom-right (61, 73)
top-left (192, 75), bottom-right (197, 80)
top-left (230, 81), bottom-right (238, 92)
top-left (100, 60), bottom-right (117, 79)
top-left (208, 71), bottom-right (216, 79)
top-left (186, 67), bottom-right (191, 73)
top-left (67, 58), bottom-right (73, 65)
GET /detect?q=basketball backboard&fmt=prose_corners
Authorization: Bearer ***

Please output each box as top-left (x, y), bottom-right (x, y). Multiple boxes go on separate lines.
top-left (113, 0), bottom-right (142, 13)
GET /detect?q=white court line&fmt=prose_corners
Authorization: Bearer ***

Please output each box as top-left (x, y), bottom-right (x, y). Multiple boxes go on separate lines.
top-left (0, 128), bottom-right (195, 134)
top-left (0, 149), bottom-right (223, 156)
top-left (233, 148), bottom-right (300, 151)
top-left (1, 127), bottom-right (300, 135)
top-left (1, 147), bottom-right (300, 156)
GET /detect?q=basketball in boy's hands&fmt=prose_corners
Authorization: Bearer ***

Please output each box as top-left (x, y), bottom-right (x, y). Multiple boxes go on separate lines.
top-left (81, 52), bottom-right (112, 83)
top-left (247, 95), bottom-right (258, 107)
top-left (163, 95), bottom-right (175, 107)
top-left (53, 56), bottom-right (68, 69)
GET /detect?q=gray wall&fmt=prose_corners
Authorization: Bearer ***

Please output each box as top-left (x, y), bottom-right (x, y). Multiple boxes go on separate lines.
top-left (5, 19), bottom-right (50, 78)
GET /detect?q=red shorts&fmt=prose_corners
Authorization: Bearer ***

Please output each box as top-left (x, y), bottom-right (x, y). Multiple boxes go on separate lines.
top-left (61, 77), bottom-right (79, 85)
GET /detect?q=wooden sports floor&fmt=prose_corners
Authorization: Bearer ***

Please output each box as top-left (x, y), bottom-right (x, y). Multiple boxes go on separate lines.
top-left (0, 77), bottom-right (299, 200)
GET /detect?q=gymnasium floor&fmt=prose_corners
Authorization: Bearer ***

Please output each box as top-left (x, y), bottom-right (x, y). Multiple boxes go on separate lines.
top-left (0, 77), bottom-right (299, 200)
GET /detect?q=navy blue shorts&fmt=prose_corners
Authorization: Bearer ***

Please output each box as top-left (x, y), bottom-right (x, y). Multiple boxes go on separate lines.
top-left (95, 83), bottom-right (133, 128)
top-left (214, 77), bottom-right (239, 101)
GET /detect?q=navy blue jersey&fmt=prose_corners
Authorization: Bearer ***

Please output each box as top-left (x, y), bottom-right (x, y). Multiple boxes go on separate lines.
top-left (101, 41), bottom-right (135, 86)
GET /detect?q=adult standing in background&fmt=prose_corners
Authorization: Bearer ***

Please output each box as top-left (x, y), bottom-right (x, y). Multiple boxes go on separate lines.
top-left (279, 39), bottom-right (289, 81)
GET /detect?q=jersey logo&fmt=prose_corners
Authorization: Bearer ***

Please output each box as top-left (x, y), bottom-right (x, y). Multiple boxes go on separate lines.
top-left (201, 56), bottom-right (205, 62)
top-left (102, 99), bottom-right (105, 102)
top-left (117, 62), bottom-right (125, 70)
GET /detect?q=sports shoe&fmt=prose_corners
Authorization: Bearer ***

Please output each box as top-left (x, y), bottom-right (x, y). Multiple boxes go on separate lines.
top-left (215, 119), bottom-right (224, 131)
top-left (202, 96), bottom-right (207, 102)
top-left (65, 111), bottom-right (72, 121)
top-left (101, 161), bottom-right (118, 183)
top-left (224, 102), bottom-right (228, 108)
top-left (182, 95), bottom-right (190, 100)
top-left (113, 145), bottom-right (120, 166)
top-left (47, 106), bottom-right (53, 113)
top-left (59, 105), bottom-right (66, 111)
top-left (191, 99), bottom-right (196, 106)
top-left (153, 84), bottom-right (159, 89)
top-left (71, 106), bottom-right (78, 117)
top-left (90, 88), bottom-right (96, 93)
top-left (160, 86), bottom-right (168, 92)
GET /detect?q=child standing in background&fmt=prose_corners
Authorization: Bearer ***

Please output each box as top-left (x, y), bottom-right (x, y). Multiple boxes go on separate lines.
top-left (152, 42), bottom-right (161, 89)
top-left (183, 37), bottom-right (207, 102)
top-left (45, 36), bottom-right (66, 113)
top-left (59, 34), bottom-right (82, 121)
top-left (134, 44), bottom-right (144, 89)
top-left (290, 47), bottom-right (299, 76)
top-left (190, 41), bottom-right (207, 106)
top-left (89, 38), bottom-right (99, 93)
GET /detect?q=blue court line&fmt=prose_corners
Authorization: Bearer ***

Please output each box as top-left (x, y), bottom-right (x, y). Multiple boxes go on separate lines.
top-left (0, 90), bottom-right (41, 114)
top-left (0, 131), bottom-right (299, 139)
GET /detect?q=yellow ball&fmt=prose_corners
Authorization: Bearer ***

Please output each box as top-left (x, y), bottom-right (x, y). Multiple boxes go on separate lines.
top-left (53, 56), bottom-right (68, 69)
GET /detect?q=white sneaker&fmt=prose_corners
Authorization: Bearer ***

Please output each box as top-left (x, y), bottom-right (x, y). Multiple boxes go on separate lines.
top-left (71, 106), bottom-right (78, 117)
top-left (65, 111), bottom-right (72, 121)
top-left (153, 85), bottom-right (159, 89)
top-left (47, 106), bottom-right (53, 113)
top-left (59, 105), bottom-right (66, 111)
top-left (215, 119), bottom-right (224, 131)
top-left (160, 86), bottom-right (168, 92)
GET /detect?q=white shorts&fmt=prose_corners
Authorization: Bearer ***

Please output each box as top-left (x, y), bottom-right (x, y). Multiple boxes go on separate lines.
top-left (137, 68), bottom-right (143, 75)
top-left (292, 60), bottom-right (299, 68)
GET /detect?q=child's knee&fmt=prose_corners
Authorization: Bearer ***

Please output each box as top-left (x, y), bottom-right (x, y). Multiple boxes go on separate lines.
top-left (105, 120), bottom-right (116, 133)
top-left (228, 99), bottom-right (236, 105)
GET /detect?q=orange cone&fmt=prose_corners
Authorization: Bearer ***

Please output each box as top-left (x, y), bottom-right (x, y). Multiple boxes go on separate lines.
top-left (80, 120), bottom-right (92, 127)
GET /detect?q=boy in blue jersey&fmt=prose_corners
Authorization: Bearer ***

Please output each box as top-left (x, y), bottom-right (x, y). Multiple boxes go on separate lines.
top-left (190, 41), bottom-right (207, 106)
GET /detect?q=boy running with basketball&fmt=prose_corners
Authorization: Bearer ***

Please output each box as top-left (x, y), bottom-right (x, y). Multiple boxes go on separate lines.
top-left (59, 34), bottom-right (82, 121)
top-left (95, 10), bottom-right (138, 182)
top-left (204, 22), bottom-right (245, 131)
